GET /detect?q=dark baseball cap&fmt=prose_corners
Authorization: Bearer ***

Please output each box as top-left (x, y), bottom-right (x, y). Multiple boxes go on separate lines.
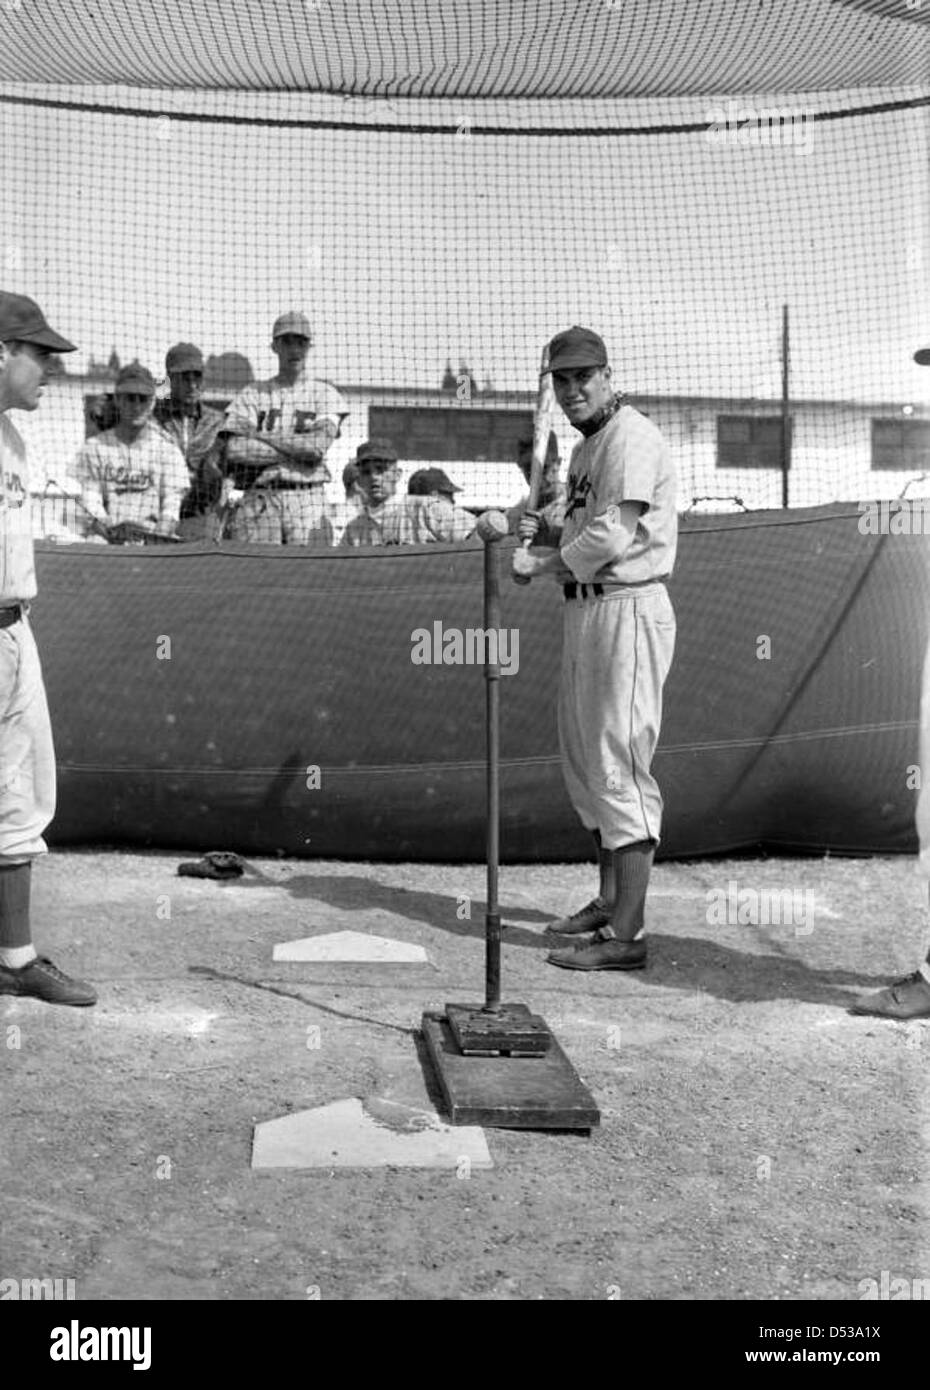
top-left (408, 467), bottom-right (461, 497)
top-left (915, 346), bottom-right (930, 366)
top-left (356, 438), bottom-right (398, 464)
top-left (546, 325), bottom-right (608, 374)
top-left (0, 291), bottom-right (76, 352)
top-left (115, 364), bottom-right (156, 396)
top-left (165, 342), bottom-right (204, 373)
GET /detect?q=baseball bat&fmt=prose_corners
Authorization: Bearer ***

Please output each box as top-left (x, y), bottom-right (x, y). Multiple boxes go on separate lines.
top-left (513, 343), bottom-right (554, 584)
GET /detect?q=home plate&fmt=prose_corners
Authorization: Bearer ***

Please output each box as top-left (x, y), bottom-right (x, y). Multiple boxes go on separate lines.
top-left (272, 931), bottom-right (429, 964)
top-left (251, 1097), bottom-right (492, 1169)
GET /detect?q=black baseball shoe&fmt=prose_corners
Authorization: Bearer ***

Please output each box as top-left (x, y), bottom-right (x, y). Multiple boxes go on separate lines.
top-left (544, 897), bottom-right (612, 937)
top-left (546, 935), bottom-right (647, 971)
top-left (850, 972), bottom-right (930, 1020)
top-left (0, 956), bottom-right (97, 1007)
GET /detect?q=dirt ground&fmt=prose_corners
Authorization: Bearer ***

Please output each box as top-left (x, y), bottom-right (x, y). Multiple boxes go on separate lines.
top-left (1, 849), bottom-right (928, 1302)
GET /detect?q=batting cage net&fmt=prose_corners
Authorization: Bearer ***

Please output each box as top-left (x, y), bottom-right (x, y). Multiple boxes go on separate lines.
top-left (1, 0), bottom-right (928, 539)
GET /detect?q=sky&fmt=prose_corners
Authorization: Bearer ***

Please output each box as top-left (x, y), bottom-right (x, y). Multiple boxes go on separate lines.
top-left (0, 83), bottom-right (927, 404)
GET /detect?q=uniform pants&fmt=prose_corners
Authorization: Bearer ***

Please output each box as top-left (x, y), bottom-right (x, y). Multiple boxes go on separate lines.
top-left (558, 582), bottom-right (675, 852)
top-left (0, 615), bottom-right (56, 864)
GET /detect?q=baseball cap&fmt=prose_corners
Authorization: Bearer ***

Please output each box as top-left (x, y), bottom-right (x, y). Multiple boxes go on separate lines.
top-left (272, 311), bottom-right (312, 340)
top-left (408, 466), bottom-right (461, 497)
top-left (914, 346), bottom-right (930, 366)
top-left (546, 325), bottom-right (608, 374)
top-left (0, 291), bottom-right (76, 352)
top-left (165, 342), bottom-right (204, 374)
top-left (114, 364), bottom-right (156, 396)
top-left (356, 438), bottom-right (399, 465)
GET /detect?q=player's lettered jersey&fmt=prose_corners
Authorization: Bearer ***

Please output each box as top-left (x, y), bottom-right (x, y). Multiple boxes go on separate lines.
top-left (223, 375), bottom-right (349, 489)
top-left (561, 404), bottom-right (677, 584)
top-left (224, 376), bottom-right (348, 440)
top-left (73, 424), bottom-right (190, 534)
top-left (0, 414), bottom-right (36, 602)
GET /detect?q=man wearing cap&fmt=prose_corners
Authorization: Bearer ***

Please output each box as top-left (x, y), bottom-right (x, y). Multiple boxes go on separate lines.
top-left (512, 326), bottom-right (677, 973)
top-left (506, 429), bottom-right (566, 544)
top-left (0, 291), bottom-right (95, 1005)
top-left (222, 312), bottom-right (348, 546)
top-left (851, 342), bottom-right (930, 1020)
top-left (73, 364), bottom-right (190, 544)
top-left (405, 467), bottom-right (475, 542)
top-left (153, 343), bottom-right (226, 540)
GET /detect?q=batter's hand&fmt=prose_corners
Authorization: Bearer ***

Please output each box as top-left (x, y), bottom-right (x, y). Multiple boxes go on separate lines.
top-left (511, 547), bottom-right (537, 582)
top-left (517, 508), bottom-right (541, 543)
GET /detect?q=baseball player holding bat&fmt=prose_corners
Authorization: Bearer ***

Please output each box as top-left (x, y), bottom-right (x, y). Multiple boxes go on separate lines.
top-left (0, 292), bottom-right (95, 1006)
top-left (513, 326), bottom-right (677, 972)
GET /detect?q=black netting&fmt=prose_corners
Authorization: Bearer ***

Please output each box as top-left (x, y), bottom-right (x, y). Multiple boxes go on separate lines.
top-left (0, 0), bottom-right (928, 96)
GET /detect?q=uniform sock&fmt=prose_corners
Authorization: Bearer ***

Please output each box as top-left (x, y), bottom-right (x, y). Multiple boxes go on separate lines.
top-left (603, 840), bottom-right (655, 942)
top-left (593, 831), bottom-right (616, 905)
top-left (0, 862), bottom-right (33, 951)
top-left (919, 958), bottom-right (930, 986)
top-left (0, 944), bottom-right (37, 969)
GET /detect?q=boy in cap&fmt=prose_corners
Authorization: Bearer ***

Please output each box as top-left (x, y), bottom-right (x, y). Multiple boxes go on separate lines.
top-left (406, 467), bottom-right (475, 542)
top-left (222, 312), bottom-right (348, 546)
top-left (0, 291), bottom-right (95, 1005)
top-left (154, 342), bottom-right (226, 539)
top-left (513, 326), bottom-right (677, 972)
top-left (339, 440), bottom-right (404, 546)
top-left (73, 363), bottom-right (189, 543)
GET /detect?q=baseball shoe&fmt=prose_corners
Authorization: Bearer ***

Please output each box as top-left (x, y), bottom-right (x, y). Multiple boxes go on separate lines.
top-left (544, 897), bottom-right (612, 937)
top-left (850, 971), bottom-right (930, 1020)
top-left (546, 936), bottom-right (647, 972)
top-left (0, 956), bottom-right (97, 1007)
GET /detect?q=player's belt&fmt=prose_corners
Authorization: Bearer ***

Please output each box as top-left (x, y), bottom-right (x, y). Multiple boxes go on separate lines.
top-left (563, 579), bottom-right (666, 601)
top-left (0, 604), bottom-right (25, 628)
top-left (563, 582), bottom-right (603, 600)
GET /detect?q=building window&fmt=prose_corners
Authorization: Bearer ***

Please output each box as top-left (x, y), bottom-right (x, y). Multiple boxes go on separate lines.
top-left (871, 419), bottom-right (930, 471)
top-left (717, 415), bottom-right (792, 468)
top-left (369, 407), bottom-right (533, 463)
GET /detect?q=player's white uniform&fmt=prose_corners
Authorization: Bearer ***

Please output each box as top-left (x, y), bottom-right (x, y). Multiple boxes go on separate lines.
top-left (223, 375), bottom-right (348, 546)
top-left (0, 415), bottom-right (56, 863)
top-left (73, 423), bottom-right (190, 536)
top-left (555, 400), bottom-right (677, 851)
